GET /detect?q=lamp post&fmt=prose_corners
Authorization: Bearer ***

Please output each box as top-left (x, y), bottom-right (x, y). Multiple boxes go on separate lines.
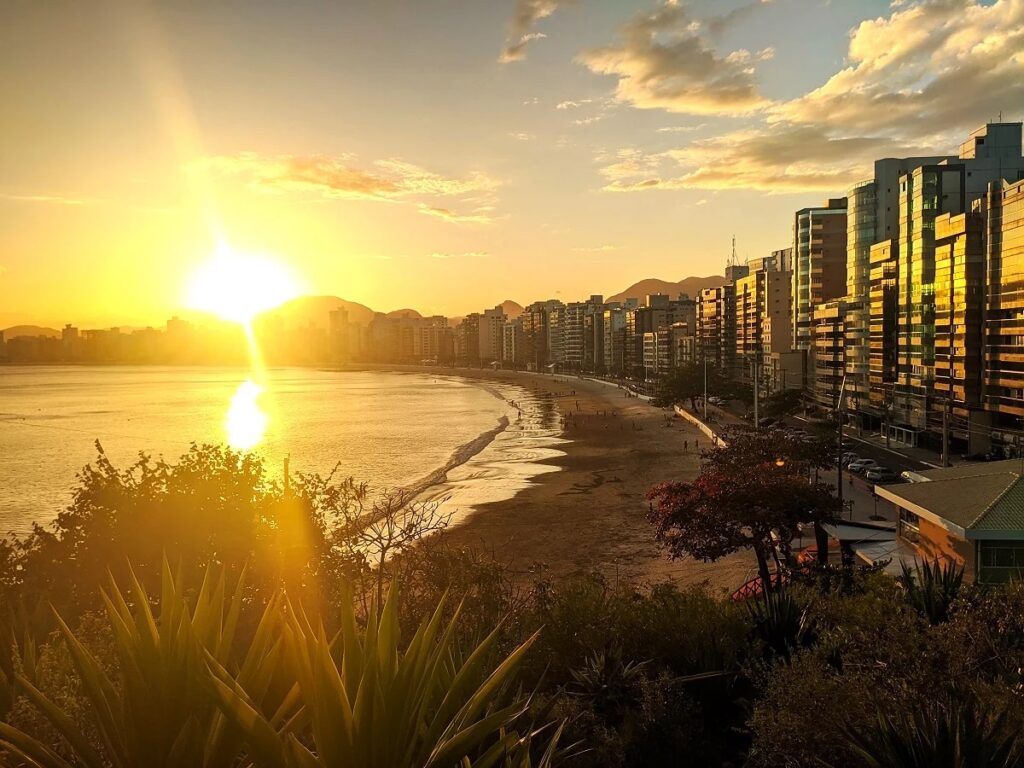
top-left (703, 353), bottom-right (708, 420)
top-left (837, 374), bottom-right (847, 512)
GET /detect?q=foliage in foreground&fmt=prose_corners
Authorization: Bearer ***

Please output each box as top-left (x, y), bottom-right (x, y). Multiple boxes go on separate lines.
top-left (6, 445), bottom-right (1024, 767)
top-left (0, 564), bottom-right (567, 768)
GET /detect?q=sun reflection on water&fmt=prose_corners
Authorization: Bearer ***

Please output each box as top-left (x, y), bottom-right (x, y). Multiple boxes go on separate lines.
top-left (225, 379), bottom-right (268, 449)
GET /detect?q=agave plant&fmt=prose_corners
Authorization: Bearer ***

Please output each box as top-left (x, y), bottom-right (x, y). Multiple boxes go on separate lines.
top-left (841, 696), bottom-right (1024, 768)
top-left (900, 560), bottom-right (964, 625)
top-left (209, 580), bottom-right (567, 768)
top-left (0, 560), bottom-right (285, 768)
top-left (747, 588), bottom-right (815, 663)
top-left (567, 645), bottom-right (648, 721)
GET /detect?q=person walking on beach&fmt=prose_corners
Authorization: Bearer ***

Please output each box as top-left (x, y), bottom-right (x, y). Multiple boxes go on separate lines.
top-left (684, 440), bottom-right (688, 453)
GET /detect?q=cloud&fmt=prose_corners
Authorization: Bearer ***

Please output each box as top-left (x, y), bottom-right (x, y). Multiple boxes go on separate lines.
top-left (556, 99), bottom-right (592, 109)
top-left (572, 244), bottom-right (620, 252)
top-left (578, 1), bottom-right (771, 115)
top-left (704, 0), bottom-right (773, 37)
top-left (499, 0), bottom-right (575, 63)
top-left (417, 204), bottom-right (494, 225)
top-left (201, 152), bottom-right (500, 223)
top-left (599, 127), bottom-right (909, 193)
top-left (595, 0), bottom-right (1024, 194)
top-left (509, 131), bottom-right (535, 141)
top-left (0, 193), bottom-right (94, 206)
top-left (656, 123), bottom-right (706, 134)
top-left (428, 251), bottom-right (490, 260)
top-left (770, 0), bottom-right (1024, 138)
top-left (522, 97), bottom-right (540, 105)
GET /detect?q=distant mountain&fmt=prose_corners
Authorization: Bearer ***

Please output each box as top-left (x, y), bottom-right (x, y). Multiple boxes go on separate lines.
top-left (257, 295), bottom-right (376, 329)
top-left (2, 325), bottom-right (60, 339)
top-left (606, 275), bottom-right (726, 304)
top-left (501, 300), bottom-right (524, 318)
top-left (386, 308), bottom-right (422, 319)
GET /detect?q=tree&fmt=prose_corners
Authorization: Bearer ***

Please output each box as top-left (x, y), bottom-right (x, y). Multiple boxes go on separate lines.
top-left (653, 364), bottom-right (730, 409)
top-left (647, 428), bottom-right (840, 592)
top-left (760, 388), bottom-right (805, 420)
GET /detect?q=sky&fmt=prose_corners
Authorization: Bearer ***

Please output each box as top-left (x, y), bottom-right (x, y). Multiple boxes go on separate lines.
top-left (1, 0), bottom-right (1021, 327)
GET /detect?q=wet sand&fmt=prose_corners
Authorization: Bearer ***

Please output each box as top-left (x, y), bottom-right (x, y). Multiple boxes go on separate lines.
top-left (396, 367), bottom-right (757, 594)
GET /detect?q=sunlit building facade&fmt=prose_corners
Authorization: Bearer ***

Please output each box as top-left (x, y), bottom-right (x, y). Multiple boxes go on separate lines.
top-left (792, 198), bottom-right (848, 351)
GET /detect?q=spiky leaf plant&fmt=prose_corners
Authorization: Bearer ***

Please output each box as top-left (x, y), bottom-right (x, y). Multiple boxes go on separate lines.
top-left (209, 581), bottom-right (565, 768)
top-left (0, 560), bottom-right (285, 768)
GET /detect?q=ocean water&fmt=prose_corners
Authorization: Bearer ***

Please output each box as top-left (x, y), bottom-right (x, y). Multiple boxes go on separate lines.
top-left (0, 366), bottom-right (565, 536)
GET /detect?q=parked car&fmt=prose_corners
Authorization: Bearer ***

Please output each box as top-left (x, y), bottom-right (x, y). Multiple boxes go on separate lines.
top-left (848, 459), bottom-right (881, 474)
top-left (901, 470), bottom-right (930, 483)
top-left (708, 396), bottom-right (724, 405)
top-left (963, 450), bottom-right (999, 462)
top-left (840, 452), bottom-right (861, 466)
top-left (866, 467), bottom-right (901, 483)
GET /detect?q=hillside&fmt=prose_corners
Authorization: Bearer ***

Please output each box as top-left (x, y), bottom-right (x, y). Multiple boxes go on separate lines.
top-left (2, 325), bottom-right (60, 339)
top-left (257, 296), bottom-right (377, 329)
top-left (606, 275), bottom-right (726, 304)
top-left (501, 300), bottom-right (524, 318)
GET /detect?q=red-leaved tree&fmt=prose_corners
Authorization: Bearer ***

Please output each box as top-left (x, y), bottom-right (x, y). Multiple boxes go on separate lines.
top-left (647, 427), bottom-right (840, 592)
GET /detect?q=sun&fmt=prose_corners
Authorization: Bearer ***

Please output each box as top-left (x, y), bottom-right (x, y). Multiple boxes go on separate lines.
top-left (185, 244), bottom-right (303, 324)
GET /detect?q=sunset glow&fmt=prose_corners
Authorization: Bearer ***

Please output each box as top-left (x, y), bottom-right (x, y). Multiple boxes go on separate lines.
top-left (224, 379), bottom-right (269, 449)
top-left (185, 246), bottom-right (303, 324)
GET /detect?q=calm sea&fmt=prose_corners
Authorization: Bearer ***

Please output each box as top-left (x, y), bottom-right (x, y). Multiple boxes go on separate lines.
top-left (0, 366), bottom-right (565, 536)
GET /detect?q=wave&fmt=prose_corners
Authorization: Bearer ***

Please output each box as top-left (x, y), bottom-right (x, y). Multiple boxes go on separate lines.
top-left (398, 414), bottom-right (511, 503)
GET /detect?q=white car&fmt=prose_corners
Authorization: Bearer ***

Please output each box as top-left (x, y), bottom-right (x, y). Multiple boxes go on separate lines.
top-left (847, 459), bottom-right (880, 475)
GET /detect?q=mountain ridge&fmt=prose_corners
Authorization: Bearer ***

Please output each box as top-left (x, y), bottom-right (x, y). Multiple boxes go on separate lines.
top-left (3, 278), bottom-right (727, 337)
top-left (605, 275), bottom-right (726, 304)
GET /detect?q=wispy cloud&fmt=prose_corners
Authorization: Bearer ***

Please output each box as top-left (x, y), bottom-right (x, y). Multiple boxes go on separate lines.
top-left (200, 152), bottom-right (500, 223)
top-left (556, 99), bottom-right (592, 110)
top-left (0, 193), bottom-right (95, 206)
top-left (655, 124), bottom-right (706, 134)
top-left (509, 131), bottom-right (535, 141)
top-left (572, 244), bottom-right (620, 252)
top-left (499, 0), bottom-right (575, 63)
top-left (417, 204), bottom-right (494, 225)
top-left (428, 251), bottom-right (490, 260)
top-left (704, 0), bottom-right (773, 37)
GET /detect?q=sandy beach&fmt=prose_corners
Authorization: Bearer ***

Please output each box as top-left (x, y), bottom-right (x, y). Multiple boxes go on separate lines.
top-left (397, 367), bottom-right (757, 595)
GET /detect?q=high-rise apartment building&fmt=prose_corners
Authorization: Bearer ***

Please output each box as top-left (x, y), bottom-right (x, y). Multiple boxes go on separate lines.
top-left (893, 124), bottom-right (1024, 437)
top-left (697, 284), bottom-right (738, 375)
top-left (844, 155), bottom-right (956, 412)
top-left (602, 306), bottom-right (626, 374)
top-left (734, 255), bottom-right (792, 385)
top-left (868, 239), bottom-right (898, 414)
top-left (984, 178), bottom-right (1024, 442)
top-left (811, 299), bottom-right (848, 408)
top-left (792, 199), bottom-right (848, 351)
top-left (478, 306), bottom-right (507, 362)
top-left (521, 300), bottom-right (562, 371)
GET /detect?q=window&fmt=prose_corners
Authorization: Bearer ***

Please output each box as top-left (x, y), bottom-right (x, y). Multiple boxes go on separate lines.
top-left (899, 508), bottom-right (920, 543)
top-left (979, 541), bottom-right (1024, 584)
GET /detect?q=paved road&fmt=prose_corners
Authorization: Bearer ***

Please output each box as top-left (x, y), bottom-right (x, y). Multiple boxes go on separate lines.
top-left (787, 415), bottom-right (935, 475)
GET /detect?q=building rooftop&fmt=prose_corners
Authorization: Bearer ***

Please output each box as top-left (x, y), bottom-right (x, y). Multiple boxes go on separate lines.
top-left (878, 460), bottom-right (1024, 536)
